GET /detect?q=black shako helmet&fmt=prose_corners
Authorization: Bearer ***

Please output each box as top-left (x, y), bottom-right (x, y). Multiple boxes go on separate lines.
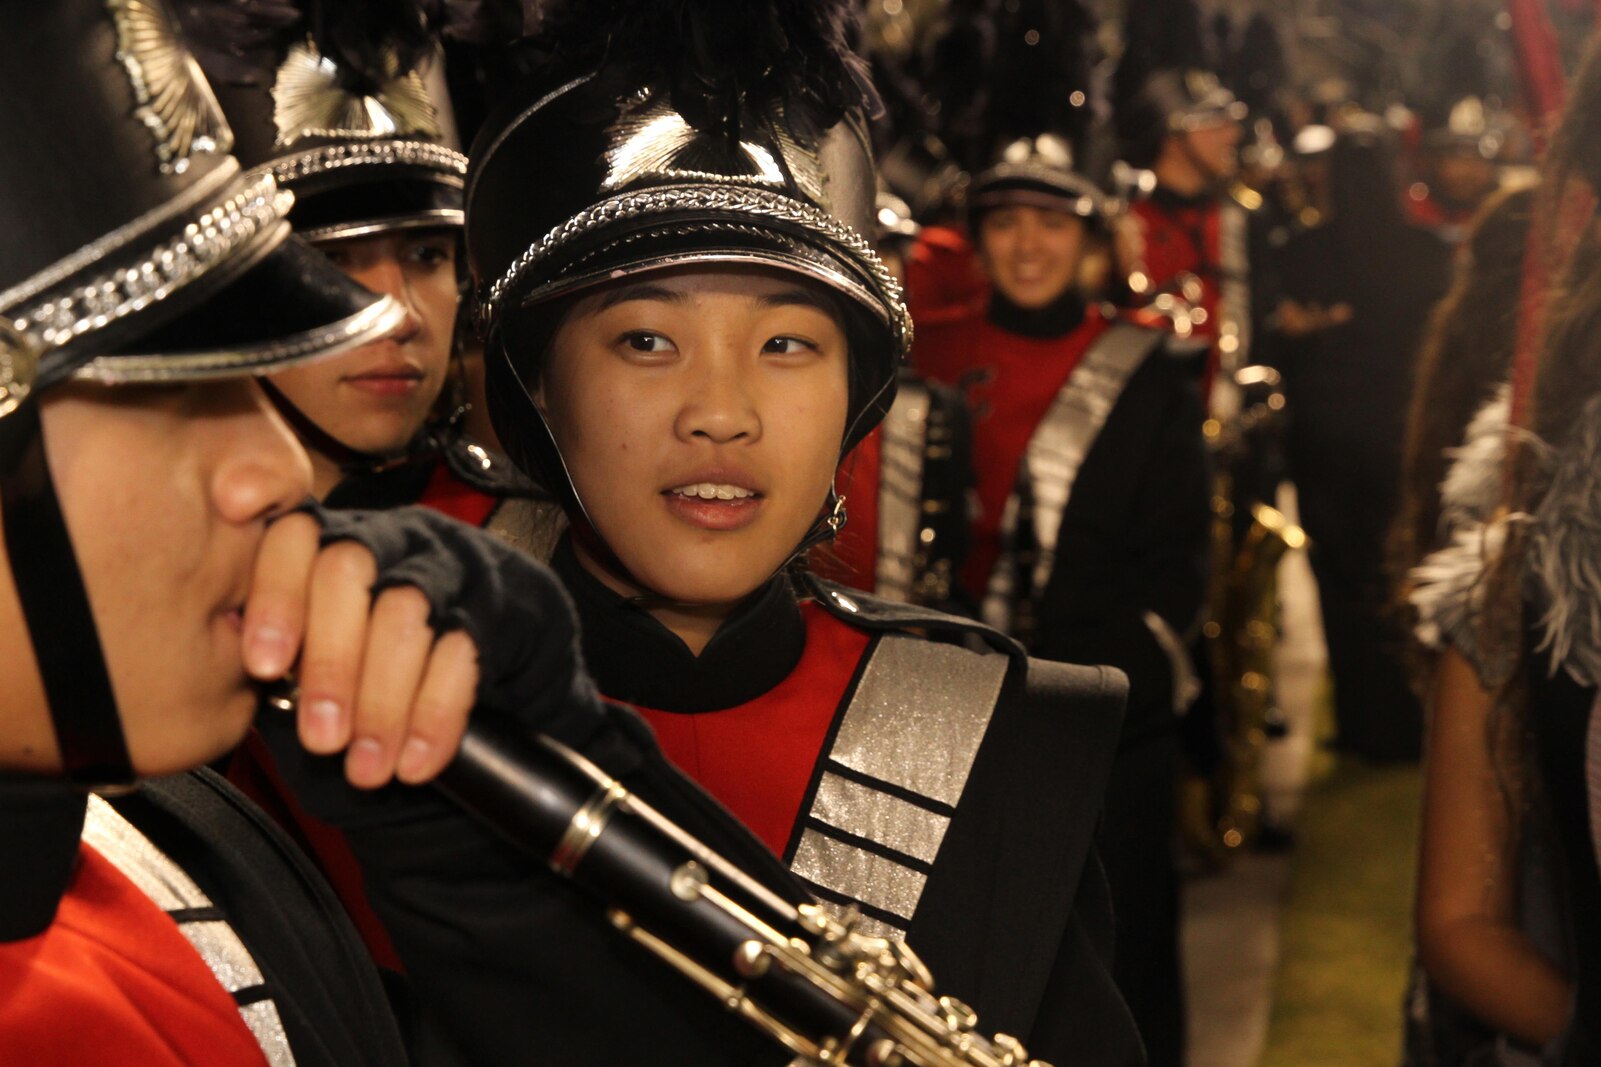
top-left (0, 0), bottom-right (403, 788)
top-left (469, 0), bottom-right (911, 555)
top-left (968, 134), bottom-right (1111, 228)
top-left (196, 1), bottom-right (467, 243)
top-left (1115, 67), bottom-right (1249, 171)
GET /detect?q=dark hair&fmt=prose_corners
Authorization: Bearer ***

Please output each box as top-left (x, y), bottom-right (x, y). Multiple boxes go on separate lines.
top-left (1468, 30), bottom-right (1601, 821)
top-left (1392, 184), bottom-right (1535, 605)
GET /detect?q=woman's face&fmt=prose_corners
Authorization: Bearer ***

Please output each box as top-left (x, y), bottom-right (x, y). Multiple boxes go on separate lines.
top-left (977, 205), bottom-right (1087, 309)
top-left (536, 268), bottom-right (850, 605)
top-left (0, 379), bottom-right (311, 775)
top-left (269, 230), bottom-right (459, 458)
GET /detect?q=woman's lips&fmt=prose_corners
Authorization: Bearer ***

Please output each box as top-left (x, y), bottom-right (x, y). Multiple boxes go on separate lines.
top-left (344, 368), bottom-right (424, 397)
top-left (661, 483), bottom-right (764, 532)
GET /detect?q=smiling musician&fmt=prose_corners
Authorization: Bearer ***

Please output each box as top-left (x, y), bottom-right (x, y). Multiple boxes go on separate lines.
top-left (913, 133), bottom-right (1211, 1066)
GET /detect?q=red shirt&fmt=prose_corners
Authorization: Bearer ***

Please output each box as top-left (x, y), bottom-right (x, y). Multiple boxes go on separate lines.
top-left (0, 845), bottom-right (268, 1066)
top-left (904, 225), bottom-right (989, 328)
top-left (915, 309), bottom-right (1112, 596)
top-left (1130, 195), bottom-right (1223, 393)
top-left (628, 603), bottom-right (872, 858)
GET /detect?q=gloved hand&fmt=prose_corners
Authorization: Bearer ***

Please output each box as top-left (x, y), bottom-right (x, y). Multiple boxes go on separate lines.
top-left (240, 501), bottom-right (608, 790)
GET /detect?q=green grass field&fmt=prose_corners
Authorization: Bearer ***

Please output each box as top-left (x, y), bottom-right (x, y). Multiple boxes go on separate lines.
top-left (1260, 758), bottom-right (1423, 1066)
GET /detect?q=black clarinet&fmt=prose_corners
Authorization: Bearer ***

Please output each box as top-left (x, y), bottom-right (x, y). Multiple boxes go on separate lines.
top-left (434, 721), bottom-right (1051, 1067)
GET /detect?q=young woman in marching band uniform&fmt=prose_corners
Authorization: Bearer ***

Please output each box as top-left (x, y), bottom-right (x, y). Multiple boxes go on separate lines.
top-left (912, 135), bottom-right (1210, 1067)
top-left (468, 3), bottom-right (1143, 1061)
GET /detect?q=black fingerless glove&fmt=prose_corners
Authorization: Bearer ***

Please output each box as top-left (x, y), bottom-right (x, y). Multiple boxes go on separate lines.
top-left (312, 504), bottom-right (609, 749)
top-left (256, 503), bottom-right (659, 823)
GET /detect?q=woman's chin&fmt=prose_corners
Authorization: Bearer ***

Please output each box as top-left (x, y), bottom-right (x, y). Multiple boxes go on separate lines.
top-left (628, 554), bottom-right (779, 607)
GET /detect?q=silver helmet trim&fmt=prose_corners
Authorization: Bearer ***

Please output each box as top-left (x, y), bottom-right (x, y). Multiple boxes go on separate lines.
top-left (5, 166), bottom-right (291, 353)
top-left (483, 183), bottom-right (912, 358)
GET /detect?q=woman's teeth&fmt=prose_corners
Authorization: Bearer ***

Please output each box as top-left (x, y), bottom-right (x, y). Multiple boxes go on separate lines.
top-left (671, 482), bottom-right (755, 501)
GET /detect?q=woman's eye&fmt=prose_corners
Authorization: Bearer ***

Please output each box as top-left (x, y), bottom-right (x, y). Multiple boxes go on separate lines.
top-left (406, 243), bottom-right (453, 268)
top-left (621, 331), bottom-right (674, 353)
top-left (763, 336), bottom-right (817, 356)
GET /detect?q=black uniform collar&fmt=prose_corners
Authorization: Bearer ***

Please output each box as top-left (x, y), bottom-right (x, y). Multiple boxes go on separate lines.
top-left (325, 455), bottom-right (437, 510)
top-left (323, 426), bottom-right (540, 510)
top-left (1150, 183), bottom-right (1215, 211)
top-left (0, 773), bottom-right (87, 941)
top-left (987, 289), bottom-right (1087, 340)
top-left (551, 536), bottom-right (807, 713)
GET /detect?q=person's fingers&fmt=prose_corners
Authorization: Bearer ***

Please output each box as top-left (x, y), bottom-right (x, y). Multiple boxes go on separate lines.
top-left (394, 630), bottom-right (480, 785)
top-left (345, 585), bottom-right (435, 789)
top-left (297, 541), bottom-right (377, 755)
top-left (242, 512), bottom-right (320, 679)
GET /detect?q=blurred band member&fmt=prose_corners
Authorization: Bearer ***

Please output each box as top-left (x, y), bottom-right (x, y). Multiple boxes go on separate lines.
top-left (915, 133), bottom-right (1211, 1067)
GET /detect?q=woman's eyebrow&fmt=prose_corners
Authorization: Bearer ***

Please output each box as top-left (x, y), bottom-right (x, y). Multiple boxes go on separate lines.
top-left (756, 287), bottom-right (837, 313)
top-left (593, 283), bottom-right (690, 311)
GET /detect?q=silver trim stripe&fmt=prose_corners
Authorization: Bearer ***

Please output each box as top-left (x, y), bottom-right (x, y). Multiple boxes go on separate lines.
top-left (0, 160), bottom-right (238, 314)
top-left (983, 324), bottom-right (1157, 631)
top-left (82, 796), bottom-right (297, 1067)
top-left (811, 771), bottom-right (949, 864)
top-left (875, 382), bottom-right (930, 601)
top-left (265, 140), bottom-right (468, 188)
top-left (791, 829), bottom-right (928, 922)
top-left (483, 184), bottom-right (912, 355)
top-left (828, 636), bottom-right (1007, 807)
top-left (71, 294), bottom-right (404, 384)
top-left (1218, 198), bottom-right (1252, 373)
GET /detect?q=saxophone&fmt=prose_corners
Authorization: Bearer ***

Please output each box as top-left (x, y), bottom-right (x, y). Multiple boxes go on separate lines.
top-left (433, 723), bottom-right (1051, 1067)
top-left (1188, 366), bottom-right (1306, 862)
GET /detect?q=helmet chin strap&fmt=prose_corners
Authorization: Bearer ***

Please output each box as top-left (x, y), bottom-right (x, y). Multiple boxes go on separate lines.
top-left (258, 378), bottom-right (434, 476)
top-left (0, 398), bottom-right (134, 790)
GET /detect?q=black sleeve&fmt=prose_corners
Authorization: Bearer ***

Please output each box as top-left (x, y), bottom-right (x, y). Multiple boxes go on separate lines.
top-left (1034, 363), bottom-right (1212, 743)
top-left (256, 505), bottom-right (807, 1065)
top-left (256, 705), bottom-right (800, 1067)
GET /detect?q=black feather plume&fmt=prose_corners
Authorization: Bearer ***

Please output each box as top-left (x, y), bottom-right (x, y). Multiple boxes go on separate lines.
top-left (984, 0), bottom-right (1097, 156)
top-left (304, 0), bottom-right (434, 92)
top-left (1114, 0), bottom-right (1213, 110)
top-left (426, 0), bottom-right (533, 46)
top-left (173, 0), bottom-right (302, 86)
top-left (176, 0), bottom-right (439, 91)
top-left (533, 0), bottom-right (881, 142)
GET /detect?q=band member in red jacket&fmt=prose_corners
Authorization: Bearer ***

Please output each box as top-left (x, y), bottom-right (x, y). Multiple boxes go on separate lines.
top-left (466, 2), bottom-right (1144, 1061)
top-left (915, 132), bottom-right (1211, 1066)
top-left (1115, 61), bottom-right (1268, 409)
top-left (0, 8), bottom-right (856, 1065)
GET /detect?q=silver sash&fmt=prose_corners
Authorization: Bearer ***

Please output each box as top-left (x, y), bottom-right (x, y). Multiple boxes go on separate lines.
top-left (1211, 196), bottom-right (1253, 422)
top-left (788, 633), bottom-right (1009, 940)
top-left (874, 380), bottom-right (932, 602)
top-left (83, 795), bottom-right (296, 1067)
top-left (982, 323), bottom-right (1161, 632)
